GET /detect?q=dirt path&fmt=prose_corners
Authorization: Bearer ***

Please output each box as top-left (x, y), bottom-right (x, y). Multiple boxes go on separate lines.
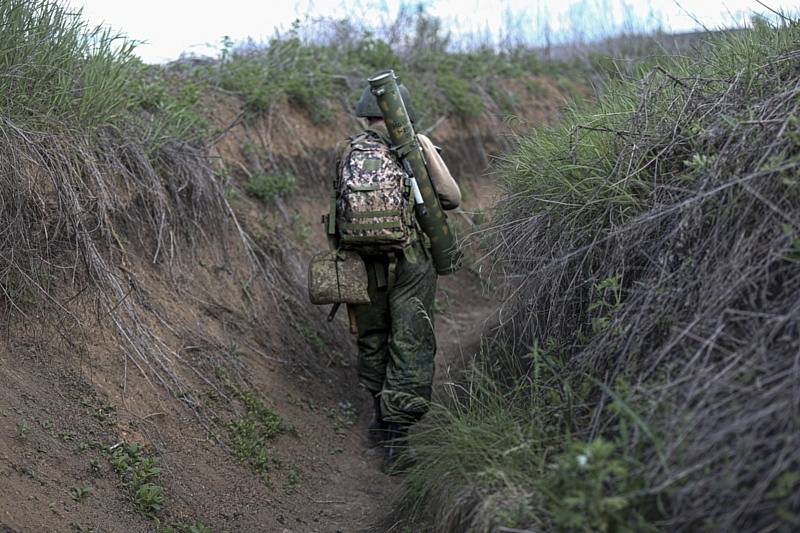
top-left (283, 265), bottom-right (495, 533)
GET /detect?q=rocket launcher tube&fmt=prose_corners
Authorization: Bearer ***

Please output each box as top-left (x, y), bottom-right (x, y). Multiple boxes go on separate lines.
top-left (368, 70), bottom-right (462, 275)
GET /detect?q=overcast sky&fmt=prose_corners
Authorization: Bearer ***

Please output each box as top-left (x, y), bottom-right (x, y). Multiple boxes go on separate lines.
top-left (65, 0), bottom-right (795, 63)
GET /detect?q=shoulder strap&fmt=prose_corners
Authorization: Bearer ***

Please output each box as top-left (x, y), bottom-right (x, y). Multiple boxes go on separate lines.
top-left (329, 138), bottom-right (353, 237)
top-left (327, 189), bottom-right (337, 236)
top-left (349, 132), bottom-right (369, 145)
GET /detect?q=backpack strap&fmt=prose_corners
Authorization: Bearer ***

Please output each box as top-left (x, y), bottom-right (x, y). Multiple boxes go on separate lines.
top-left (374, 260), bottom-right (387, 289)
top-left (328, 140), bottom-right (347, 238)
top-left (326, 191), bottom-right (337, 236)
top-left (387, 253), bottom-right (398, 291)
top-left (349, 131), bottom-right (371, 146)
top-left (371, 253), bottom-right (398, 291)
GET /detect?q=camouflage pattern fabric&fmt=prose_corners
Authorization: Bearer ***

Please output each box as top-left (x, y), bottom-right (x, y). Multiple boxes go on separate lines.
top-left (351, 241), bottom-right (437, 424)
top-left (336, 131), bottom-right (416, 254)
top-left (307, 250), bottom-right (371, 305)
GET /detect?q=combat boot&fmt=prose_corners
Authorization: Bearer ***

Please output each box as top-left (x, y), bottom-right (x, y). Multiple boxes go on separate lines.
top-left (366, 394), bottom-right (387, 447)
top-left (382, 421), bottom-right (414, 475)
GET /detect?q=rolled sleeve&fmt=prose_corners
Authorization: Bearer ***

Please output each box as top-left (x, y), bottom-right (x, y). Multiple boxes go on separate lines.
top-left (418, 134), bottom-right (461, 210)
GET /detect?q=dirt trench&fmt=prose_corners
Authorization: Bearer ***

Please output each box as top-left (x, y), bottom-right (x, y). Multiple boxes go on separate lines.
top-left (0, 224), bottom-right (494, 533)
top-left (287, 267), bottom-right (497, 533)
top-left (0, 166), bottom-right (495, 533)
top-left (0, 80), bottom-right (565, 532)
top-left (0, 187), bottom-right (497, 533)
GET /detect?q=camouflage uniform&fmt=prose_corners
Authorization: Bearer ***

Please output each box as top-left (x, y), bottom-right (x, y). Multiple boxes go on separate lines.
top-left (334, 84), bottom-right (459, 437)
top-left (335, 125), bottom-right (438, 424)
top-left (353, 239), bottom-right (437, 424)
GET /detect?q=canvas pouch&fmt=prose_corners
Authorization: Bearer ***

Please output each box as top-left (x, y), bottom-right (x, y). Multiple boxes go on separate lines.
top-left (308, 250), bottom-right (371, 305)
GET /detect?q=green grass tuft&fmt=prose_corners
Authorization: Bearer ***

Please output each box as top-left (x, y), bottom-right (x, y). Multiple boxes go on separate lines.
top-left (405, 345), bottom-right (657, 531)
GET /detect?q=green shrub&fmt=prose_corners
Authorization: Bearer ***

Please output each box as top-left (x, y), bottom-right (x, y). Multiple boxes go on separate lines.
top-left (452, 16), bottom-right (800, 533)
top-left (187, 9), bottom-right (580, 127)
top-left (0, 0), bottom-right (213, 144)
top-left (246, 174), bottom-right (297, 201)
top-left (436, 72), bottom-right (484, 117)
top-left (134, 483), bottom-right (165, 514)
top-left (213, 27), bottom-right (335, 123)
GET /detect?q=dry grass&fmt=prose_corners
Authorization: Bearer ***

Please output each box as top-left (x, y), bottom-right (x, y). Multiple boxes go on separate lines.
top-left (404, 17), bottom-right (800, 533)
top-left (0, 0), bottom-right (293, 419)
top-left (491, 19), bottom-right (800, 531)
top-left (0, 116), bottom-right (231, 392)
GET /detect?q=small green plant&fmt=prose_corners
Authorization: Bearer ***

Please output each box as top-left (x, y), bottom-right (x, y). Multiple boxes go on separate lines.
top-left (682, 153), bottom-right (717, 181)
top-left (286, 465), bottom-right (302, 494)
top-left (70, 486), bottom-right (92, 503)
top-left (544, 439), bottom-right (653, 532)
top-left (325, 401), bottom-right (358, 436)
top-left (88, 458), bottom-right (102, 477)
top-left (93, 405), bottom-right (116, 426)
top-left (225, 390), bottom-right (288, 478)
top-left (299, 324), bottom-right (325, 350)
top-left (325, 350), bottom-right (350, 368)
top-left (226, 340), bottom-right (243, 358)
top-left (589, 274), bottom-right (623, 335)
top-left (59, 430), bottom-right (76, 442)
top-left (134, 483), bottom-right (165, 515)
top-left (108, 443), bottom-right (165, 517)
top-left (16, 420), bottom-right (30, 439)
top-left (291, 213), bottom-right (312, 244)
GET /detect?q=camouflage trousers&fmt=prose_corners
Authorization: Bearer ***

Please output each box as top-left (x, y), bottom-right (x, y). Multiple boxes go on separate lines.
top-left (351, 241), bottom-right (437, 424)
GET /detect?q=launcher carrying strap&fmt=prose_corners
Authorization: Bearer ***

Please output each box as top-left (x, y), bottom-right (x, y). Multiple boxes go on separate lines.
top-left (391, 139), bottom-right (419, 158)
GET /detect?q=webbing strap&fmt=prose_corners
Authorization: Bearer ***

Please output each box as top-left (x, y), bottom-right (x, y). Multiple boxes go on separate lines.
top-left (374, 261), bottom-right (387, 289)
top-left (327, 194), bottom-right (337, 235)
top-left (340, 221), bottom-right (404, 231)
top-left (335, 253), bottom-right (343, 301)
top-left (392, 139), bottom-right (417, 158)
top-left (387, 254), bottom-right (397, 291)
top-left (349, 209), bottom-right (402, 219)
top-left (339, 234), bottom-right (405, 243)
top-left (349, 183), bottom-right (383, 192)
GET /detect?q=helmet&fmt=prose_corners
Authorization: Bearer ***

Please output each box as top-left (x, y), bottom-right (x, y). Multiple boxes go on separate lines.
top-left (354, 84), bottom-right (417, 123)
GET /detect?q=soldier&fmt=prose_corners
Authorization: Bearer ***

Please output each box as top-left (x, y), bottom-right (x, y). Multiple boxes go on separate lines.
top-left (331, 84), bottom-right (461, 472)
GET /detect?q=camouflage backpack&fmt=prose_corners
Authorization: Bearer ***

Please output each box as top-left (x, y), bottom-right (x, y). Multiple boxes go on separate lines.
top-left (331, 131), bottom-right (416, 254)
